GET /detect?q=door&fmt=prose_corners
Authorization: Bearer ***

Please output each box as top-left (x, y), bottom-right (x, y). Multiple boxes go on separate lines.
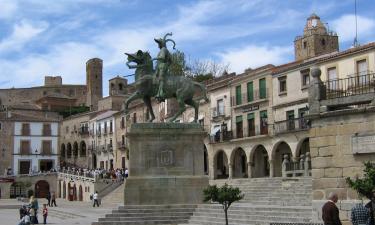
top-left (247, 113), bottom-right (255, 137)
top-left (35, 180), bottom-right (49, 198)
top-left (19, 161), bottom-right (31, 174)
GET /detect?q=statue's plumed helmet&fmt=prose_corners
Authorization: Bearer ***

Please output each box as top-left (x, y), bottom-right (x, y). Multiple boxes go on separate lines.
top-left (154, 32), bottom-right (176, 49)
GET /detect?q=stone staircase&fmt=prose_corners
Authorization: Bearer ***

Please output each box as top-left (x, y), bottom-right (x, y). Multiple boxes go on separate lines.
top-left (92, 204), bottom-right (197, 225)
top-left (102, 182), bottom-right (125, 206)
top-left (93, 177), bottom-right (313, 225)
top-left (181, 177), bottom-right (313, 225)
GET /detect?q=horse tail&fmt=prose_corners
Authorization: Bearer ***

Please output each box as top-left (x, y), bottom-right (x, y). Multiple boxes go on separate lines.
top-left (193, 82), bottom-right (209, 102)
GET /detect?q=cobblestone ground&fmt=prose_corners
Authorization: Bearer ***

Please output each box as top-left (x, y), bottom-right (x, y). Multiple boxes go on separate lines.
top-left (0, 198), bottom-right (118, 225)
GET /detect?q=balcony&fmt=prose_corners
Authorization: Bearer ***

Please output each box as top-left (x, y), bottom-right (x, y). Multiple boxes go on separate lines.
top-left (324, 72), bottom-right (375, 99)
top-left (211, 107), bottom-right (230, 122)
top-left (209, 130), bottom-right (233, 143)
top-left (117, 141), bottom-right (127, 151)
top-left (274, 118), bottom-right (309, 134)
top-left (232, 89), bottom-right (269, 108)
top-left (78, 127), bottom-right (89, 136)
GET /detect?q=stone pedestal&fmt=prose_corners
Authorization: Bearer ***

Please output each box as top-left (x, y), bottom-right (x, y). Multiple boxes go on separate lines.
top-left (124, 123), bottom-right (209, 205)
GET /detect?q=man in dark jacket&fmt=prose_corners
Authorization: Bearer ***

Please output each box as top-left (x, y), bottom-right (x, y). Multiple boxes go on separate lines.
top-left (365, 191), bottom-right (375, 225)
top-left (322, 192), bottom-right (342, 225)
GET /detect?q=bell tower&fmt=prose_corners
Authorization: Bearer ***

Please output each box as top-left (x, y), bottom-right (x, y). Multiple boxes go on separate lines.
top-left (294, 14), bottom-right (339, 61)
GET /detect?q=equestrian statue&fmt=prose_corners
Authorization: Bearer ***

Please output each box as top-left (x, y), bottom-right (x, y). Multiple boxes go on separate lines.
top-left (123, 33), bottom-right (209, 123)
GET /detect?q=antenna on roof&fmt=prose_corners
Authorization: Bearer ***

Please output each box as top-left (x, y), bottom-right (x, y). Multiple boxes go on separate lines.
top-left (353, 0), bottom-right (360, 47)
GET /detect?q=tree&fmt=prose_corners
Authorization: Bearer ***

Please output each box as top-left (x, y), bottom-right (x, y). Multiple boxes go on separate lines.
top-left (168, 50), bottom-right (230, 82)
top-left (346, 161), bottom-right (375, 199)
top-left (203, 183), bottom-right (244, 225)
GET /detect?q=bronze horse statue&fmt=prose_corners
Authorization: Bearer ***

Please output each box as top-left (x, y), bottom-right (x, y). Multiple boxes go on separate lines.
top-left (124, 50), bottom-right (208, 122)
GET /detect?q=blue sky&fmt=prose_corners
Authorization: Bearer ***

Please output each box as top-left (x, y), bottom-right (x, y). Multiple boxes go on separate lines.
top-left (0, 0), bottom-right (374, 95)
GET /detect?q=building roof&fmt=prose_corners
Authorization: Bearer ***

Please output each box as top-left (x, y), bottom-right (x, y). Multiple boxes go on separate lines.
top-left (0, 111), bottom-right (60, 122)
top-left (92, 110), bottom-right (118, 121)
top-left (272, 41), bottom-right (375, 75)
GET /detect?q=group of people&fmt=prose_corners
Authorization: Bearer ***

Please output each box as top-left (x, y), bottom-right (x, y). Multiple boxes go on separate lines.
top-left (322, 191), bottom-right (375, 225)
top-left (61, 166), bottom-right (129, 181)
top-left (18, 196), bottom-right (48, 225)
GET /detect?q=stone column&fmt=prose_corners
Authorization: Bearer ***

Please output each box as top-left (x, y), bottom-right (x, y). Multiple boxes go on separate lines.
top-left (269, 160), bottom-right (274, 178)
top-left (308, 66), bottom-right (326, 115)
top-left (247, 162), bottom-right (252, 178)
top-left (228, 163), bottom-right (233, 179)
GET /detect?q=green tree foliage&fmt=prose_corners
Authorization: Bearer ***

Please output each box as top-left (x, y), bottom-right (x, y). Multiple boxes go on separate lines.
top-left (203, 184), bottom-right (244, 225)
top-left (169, 50), bottom-right (187, 76)
top-left (346, 161), bottom-right (375, 199)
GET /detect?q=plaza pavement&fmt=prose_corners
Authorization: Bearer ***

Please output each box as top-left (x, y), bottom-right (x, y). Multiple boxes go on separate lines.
top-left (0, 198), bottom-right (120, 225)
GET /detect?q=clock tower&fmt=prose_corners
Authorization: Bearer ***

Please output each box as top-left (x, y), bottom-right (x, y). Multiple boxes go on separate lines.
top-left (294, 13), bottom-right (339, 61)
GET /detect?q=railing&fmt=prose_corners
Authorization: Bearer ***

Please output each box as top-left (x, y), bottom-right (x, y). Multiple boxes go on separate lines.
top-left (209, 131), bottom-right (233, 143)
top-left (79, 127), bottom-right (89, 135)
top-left (324, 72), bottom-right (375, 99)
top-left (282, 153), bottom-right (311, 177)
top-left (274, 118), bottom-right (309, 134)
top-left (211, 106), bottom-right (227, 118)
top-left (232, 89), bottom-right (269, 106)
top-left (117, 141), bottom-right (127, 150)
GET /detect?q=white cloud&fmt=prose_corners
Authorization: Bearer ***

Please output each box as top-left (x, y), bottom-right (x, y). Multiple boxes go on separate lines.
top-left (0, 20), bottom-right (49, 53)
top-left (0, 0), bottom-right (18, 19)
top-left (217, 45), bottom-right (293, 74)
top-left (332, 14), bottom-right (375, 43)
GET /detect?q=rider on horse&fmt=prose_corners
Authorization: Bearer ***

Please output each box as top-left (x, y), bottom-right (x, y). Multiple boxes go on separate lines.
top-left (153, 33), bottom-right (176, 102)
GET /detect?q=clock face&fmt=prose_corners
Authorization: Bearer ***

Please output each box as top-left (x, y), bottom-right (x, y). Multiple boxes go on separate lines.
top-left (312, 19), bottom-right (317, 27)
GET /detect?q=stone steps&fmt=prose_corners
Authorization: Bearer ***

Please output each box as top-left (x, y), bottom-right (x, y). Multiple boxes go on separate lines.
top-left (102, 182), bottom-right (125, 204)
top-left (92, 205), bottom-right (196, 225)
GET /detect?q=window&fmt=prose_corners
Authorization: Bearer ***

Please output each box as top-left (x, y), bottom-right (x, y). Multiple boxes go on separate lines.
top-left (121, 117), bottom-right (125, 129)
top-left (260, 110), bottom-right (268, 135)
top-left (321, 39), bottom-right (326, 46)
top-left (21, 123), bottom-right (30, 136)
top-left (109, 120), bottom-right (113, 133)
top-left (286, 110), bottom-right (295, 131)
top-left (247, 81), bottom-right (253, 102)
top-left (42, 124), bottom-right (51, 136)
top-left (236, 115), bottom-right (243, 138)
top-left (247, 113), bottom-right (255, 137)
top-left (121, 135), bottom-right (125, 145)
top-left (199, 119), bottom-right (204, 127)
top-left (19, 161), bottom-right (31, 175)
top-left (65, 126), bottom-right (69, 133)
top-left (259, 78), bottom-right (267, 99)
top-left (303, 41), bottom-right (307, 49)
top-left (356, 59), bottom-right (368, 84)
top-left (104, 122), bottom-right (107, 134)
top-left (301, 69), bottom-right (310, 87)
top-left (133, 113), bottom-right (137, 123)
top-left (217, 99), bottom-right (224, 116)
top-left (298, 107), bottom-right (308, 129)
top-left (278, 76), bottom-right (287, 94)
top-left (41, 140), bottom-right (52, 155)
top-left (327, 67), bottom-right (337, 90)
top-left (20, 140), bottom-right (30, 155)
top-left (235, 85), bottom-right (242, 105)
top-left (119, 83), bottom-right (123, 91)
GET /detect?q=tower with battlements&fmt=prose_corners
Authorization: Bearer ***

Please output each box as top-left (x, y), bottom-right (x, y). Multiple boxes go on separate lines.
top-left (86, 58), bottom-right (103, 110)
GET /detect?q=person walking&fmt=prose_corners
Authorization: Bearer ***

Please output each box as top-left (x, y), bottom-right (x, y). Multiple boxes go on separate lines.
top-left (322, 192), bottom-right (342, 225)
top-left (351, 202), bottom-right (370, 225)
top-left (42, 204), bottom-right (48, 224)
top-left (46, 192), bottom-right (51, 207)
top-left (29, 196), bottom-right (39, 224)
top-left (50, 192), bottom-right (57, 207)
top-left (93, 191), bottom-right (99, 207)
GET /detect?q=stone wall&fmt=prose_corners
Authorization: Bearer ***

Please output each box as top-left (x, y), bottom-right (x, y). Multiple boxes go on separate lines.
top-left (0, 113), bottom-right (13, 174)
top-left (310, 107), bottom-right (375, 224)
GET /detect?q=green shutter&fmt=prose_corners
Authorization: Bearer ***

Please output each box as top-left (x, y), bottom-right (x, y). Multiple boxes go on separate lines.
top-left (247, 113), bottom-right (254, 120)
top-left (236, 115), bottom-right (243, 123)
top-left (259, 78), bottom-right (266, 99)
top-left (247, 82), bottom-right (253, 102)
top-left (236, 85), bottom-right (242, 105)
top-left (260, 110), bottom-right (267, 118)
